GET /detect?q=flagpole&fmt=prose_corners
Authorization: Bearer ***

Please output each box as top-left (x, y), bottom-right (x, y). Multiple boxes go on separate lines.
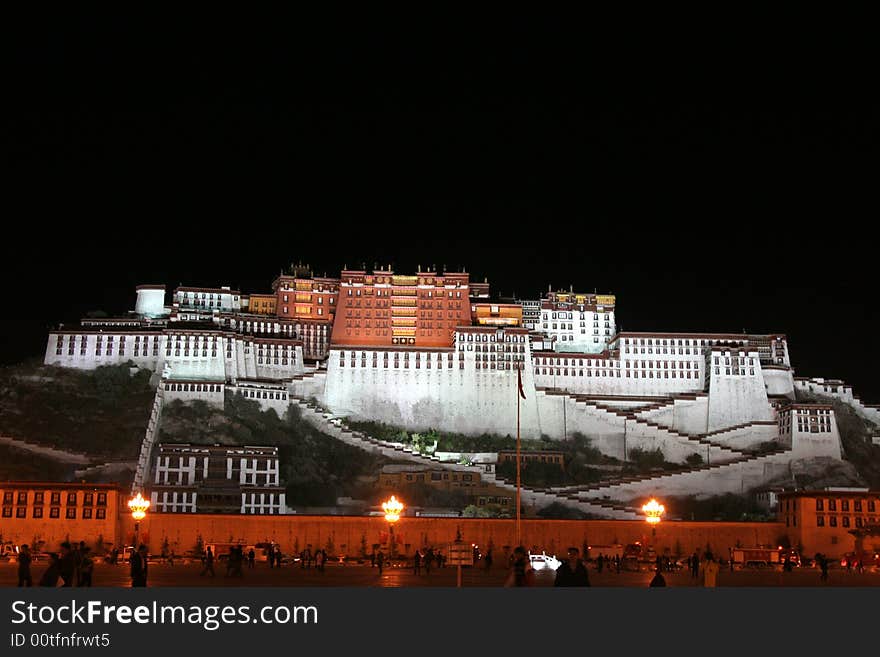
top-left (516, 364), bottom-right (521, 547)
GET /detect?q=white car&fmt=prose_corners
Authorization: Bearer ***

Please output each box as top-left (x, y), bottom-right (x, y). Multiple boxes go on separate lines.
top-left (529, 551), bottom-right (561, 571)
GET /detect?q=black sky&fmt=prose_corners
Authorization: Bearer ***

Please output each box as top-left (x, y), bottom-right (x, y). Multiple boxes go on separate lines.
top-left (4, 17), bottom-right (877, 400)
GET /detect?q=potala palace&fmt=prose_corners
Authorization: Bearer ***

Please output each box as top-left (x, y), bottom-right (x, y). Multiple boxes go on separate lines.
top-left (44, 265), bottom-right (880, 519)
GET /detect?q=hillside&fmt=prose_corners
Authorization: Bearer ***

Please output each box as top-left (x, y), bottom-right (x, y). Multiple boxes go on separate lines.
top-left (795, 389), bottom-right (880, 488)
top-left (158, 394), bottom-right (389, 506)
top-left (0, 361), bottom-right (154, 461)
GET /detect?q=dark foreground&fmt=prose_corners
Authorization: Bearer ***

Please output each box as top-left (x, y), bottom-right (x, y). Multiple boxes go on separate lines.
top-left (3, 561), bottom-right (879, 587)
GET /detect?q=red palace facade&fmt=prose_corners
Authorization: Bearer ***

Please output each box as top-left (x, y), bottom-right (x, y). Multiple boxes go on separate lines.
top-left (330, 267), bottom-right (472, 348)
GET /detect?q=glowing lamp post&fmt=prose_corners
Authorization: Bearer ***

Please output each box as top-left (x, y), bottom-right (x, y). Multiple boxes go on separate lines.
top-left (382, 495), bottom-right (404, 562)
top-left (642, 499), bottom-right (665, 525)
top-left (642, 498), bottom-right (665, 560)
top-left (128, 492), bottom-right (150, 550)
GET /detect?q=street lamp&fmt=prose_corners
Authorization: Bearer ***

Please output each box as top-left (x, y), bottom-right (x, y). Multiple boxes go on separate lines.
top-left (382, 495), bottom-right (404, 562)
top-left (642, 498), bottom-right (665, 525)
top-left (642, 498), bottom-right (665, 564)
top-left (128, 492), bottom-right (150, 550)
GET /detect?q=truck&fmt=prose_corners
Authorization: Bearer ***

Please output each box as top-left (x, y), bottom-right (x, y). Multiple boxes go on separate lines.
top-left (732, 547), bottom-right (781, 569)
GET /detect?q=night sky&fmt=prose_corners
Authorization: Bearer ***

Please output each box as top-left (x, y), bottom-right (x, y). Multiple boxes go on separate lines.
top-left (5, 18), bottom-right (877, 400)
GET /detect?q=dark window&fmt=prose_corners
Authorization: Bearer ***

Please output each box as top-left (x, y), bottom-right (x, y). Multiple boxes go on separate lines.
top-left (16, 507), bottom-right (26, 518)
top-left (96, 508), bottom-right (106, 520)
top-left (49, 507), bottom-right (60, 519)
top-left (2, 492), bottom-right (12, 505)
top-left (82, 508), bottom-right (92, 519)
top-left (33, 507), bottom-right (43, 518)
top-left (842, 500), bottom-right (850, 512)
top-left (34, 492), bottom-right (44, 505)
top-left (828, 499), bottom-right (836, 511)
top-left (816, 499), bottom-right (824, 511)
top-left (816, 516), bottom-right (824, 527)
top-left (1, 507), bottom-right (12, 518)
top-left (97, 493), bottom-right (107, 506)
top-left (17, 492), bottom-right (27, 505)
top-left (66, 508), bottom-right (76, 519)
top-left (51, 492), bottom-right (61, 505)
top-left (829, 516), bottom-right (837, 527)
top-left (83, 493), bottom-right (94, 506)
top-left (67, 492), bottom-right (77, 506)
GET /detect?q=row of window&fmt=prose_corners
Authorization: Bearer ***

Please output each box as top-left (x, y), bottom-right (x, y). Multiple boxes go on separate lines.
top-left (712, 367), bottom-right (756, 376)
top-left (815, 515), bottom-right (876, 528)
top-left (57, 335), bottom-right (159, 344)
top-left (536, 368), bottom-right (699, 380)
top-left (2, 492), bottom-right (107, 506)
top-left (2, 506), bottom-right (107, 519)
top-left (815, 498), bottom-right (876, 512)
top-left (623, 338), bottom-right (735, 347)
top-left (240, 389), bottom-right (287, 401)
top-left (280, 294), bottom-right (334, 304)
top-left (460, 333), bottom-right (527, 343)
top-left (179, 291), bottom-right (238, 299)
top-left (624, 347), bottom-right (702, 355)
top-left (543, 312), bottom-right (610, 320)
top-left (164, 383), bottom-right (223, 393)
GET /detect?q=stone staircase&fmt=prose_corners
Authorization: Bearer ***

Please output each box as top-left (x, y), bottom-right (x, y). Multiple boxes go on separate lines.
top-left (551, 447), bottom-right (792, 503)
top-left (289, 396), bottom-right (641, 519)
top-left (288, 394), bottom-right (795, 520)
top-left (541, 388), bottom-right (748, 462)
top-left (132, 385), bottom-right (165, 494)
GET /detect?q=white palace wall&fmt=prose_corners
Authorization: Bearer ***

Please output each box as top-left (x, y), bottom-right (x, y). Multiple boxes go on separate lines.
top-left (325, 332), bottom-right (543, 438)
top-left (45, 331), bottom-right (305, 383)
top-left (706, 349), bottom-right (774, 432)
top-left (762, 367), bottom-right (795, 397)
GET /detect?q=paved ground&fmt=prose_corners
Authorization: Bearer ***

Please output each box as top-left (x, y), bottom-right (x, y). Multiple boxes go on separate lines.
top-left (3, 561), bottom-right (879, 587)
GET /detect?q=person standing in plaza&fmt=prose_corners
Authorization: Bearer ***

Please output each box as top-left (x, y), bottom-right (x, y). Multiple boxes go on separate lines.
top-left (690, 551), bottom-right (700, 579)
top-left (130, 545), bottom-right (148, 587)
top-left (39, 554), bottom-right (61, 587)
top-left (377, 549), bottom-right (385, 575)
top-left (248, 548), bottom-right (256, 569)
top-left (505, 546), bottom-right (535, 587)
top-left (78, 547), bottom-right (94, 587)
top-left (58, 542), bottom-right (75, 587)
top-left (200, 547), bottom-right (215, 577)
top-left (267, 544), bottom-right (275, 568)
top-left (18, 544), bottom-right (33, 587)
top-left (650, 568), bottom-right (667, 587)
top-left (554, 547), bottom-right (590, 587)
top-left (413, 549), bottom-right (421, 575)
top-left (702, 553), bottom-right (719, 588)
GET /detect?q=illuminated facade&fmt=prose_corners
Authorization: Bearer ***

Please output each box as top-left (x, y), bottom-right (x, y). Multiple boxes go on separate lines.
top-left (151, 443), bottom-right (286, 514)
top-left (540, 290), bottom-right (616, 353)
top-left (472, 302), bottom-right (523, 327)
top-left (247, 293), bottom-right (277, 315)
top-left (777, 488), bottom-right (880, 558)
top-left (330, 267), bottom-right (471, 348)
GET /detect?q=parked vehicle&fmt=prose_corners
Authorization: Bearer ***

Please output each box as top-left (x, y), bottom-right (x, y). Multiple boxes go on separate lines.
top-left (732, 547), bottom-right (781, 569)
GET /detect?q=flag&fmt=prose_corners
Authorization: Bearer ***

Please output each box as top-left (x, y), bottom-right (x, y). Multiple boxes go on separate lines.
top-left (517, 367), bottom-right (526, 400)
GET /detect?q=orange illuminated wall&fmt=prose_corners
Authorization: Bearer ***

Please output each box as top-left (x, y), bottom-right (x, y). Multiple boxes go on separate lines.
top-left (273, 274), bottom-right (338, 325)
top-left (248, 294), bottom-right (277, 316)
top-left (330, 268), bottom-right (472, 347)
top-left (473, 303), bottom-right (522, 327)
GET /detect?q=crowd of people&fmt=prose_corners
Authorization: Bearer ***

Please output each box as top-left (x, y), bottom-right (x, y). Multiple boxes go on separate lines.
top-left (16, 541), bottom-right (97, 587)
top-left (13, 540), bottom-right (870, 588)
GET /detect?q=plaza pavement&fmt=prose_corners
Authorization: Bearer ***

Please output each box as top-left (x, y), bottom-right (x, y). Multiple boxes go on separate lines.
top-left (2, 561), bottom-right (879, 587)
